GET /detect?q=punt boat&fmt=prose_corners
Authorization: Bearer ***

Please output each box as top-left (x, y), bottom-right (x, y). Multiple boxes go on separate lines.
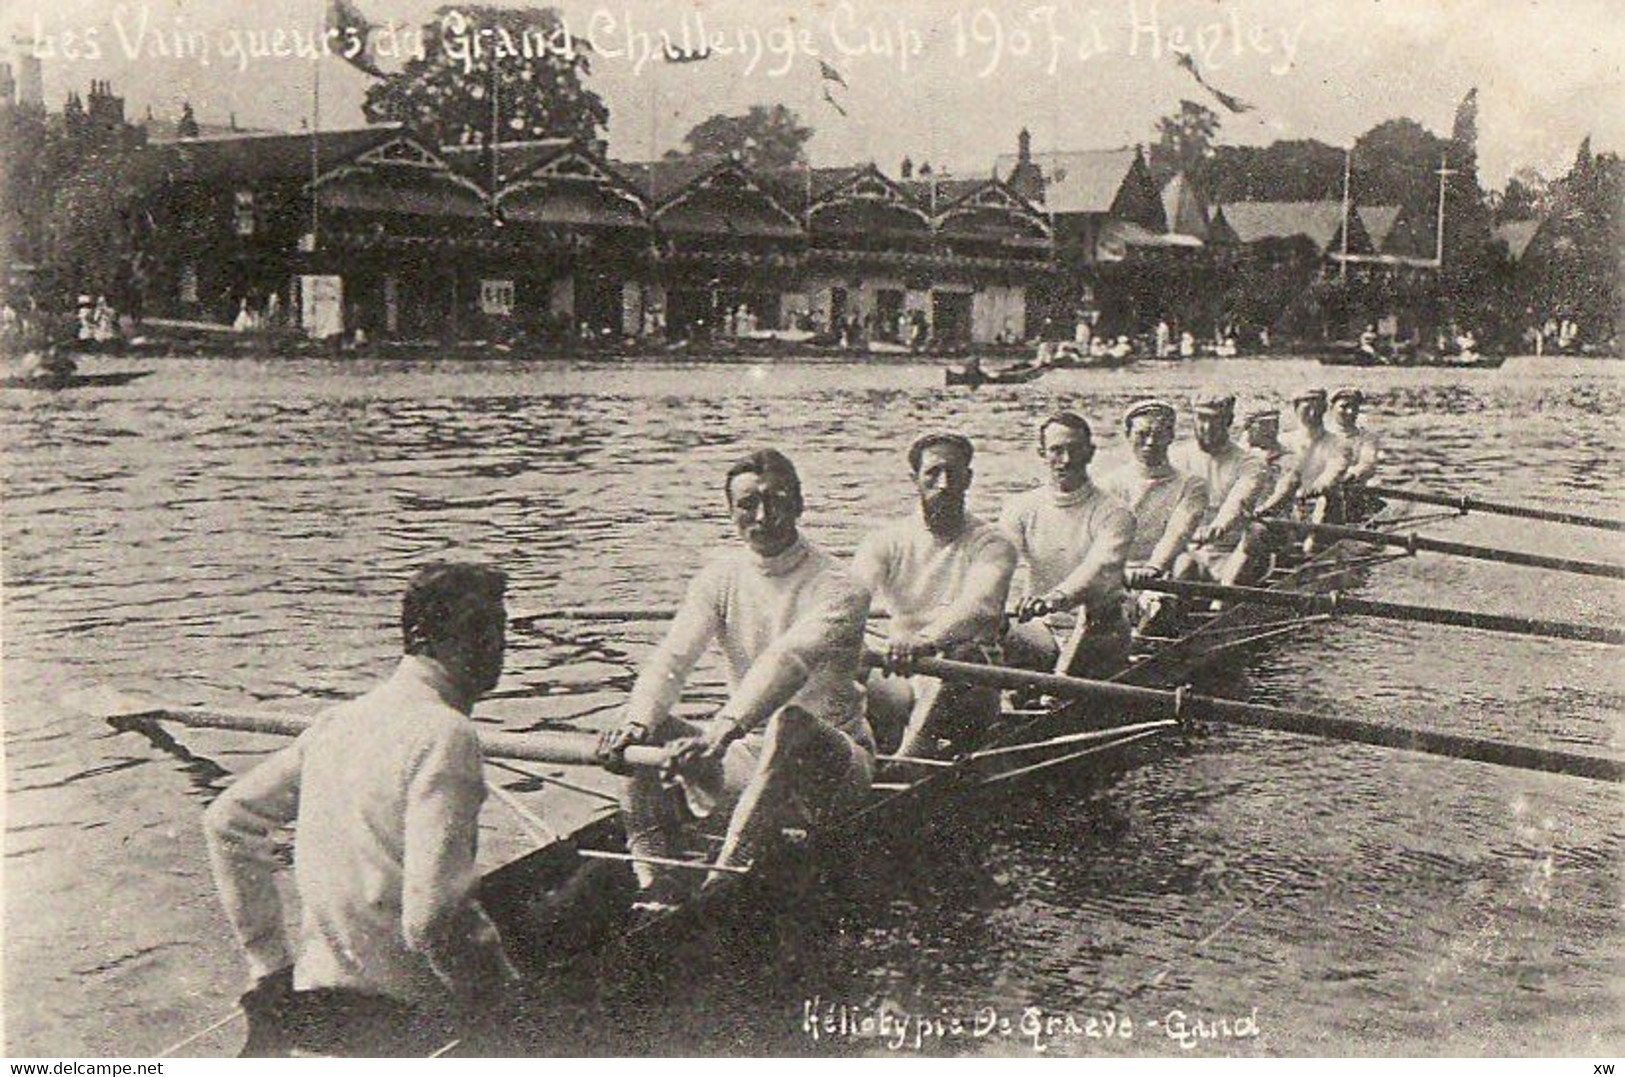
top-left (1, 369), bottom-right (154, 391)
top-left (481, 502), bottom-right (1403, 985)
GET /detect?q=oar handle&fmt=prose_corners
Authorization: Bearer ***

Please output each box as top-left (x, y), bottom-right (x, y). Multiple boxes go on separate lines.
top-left (112, 703), bottom-right (665, 769)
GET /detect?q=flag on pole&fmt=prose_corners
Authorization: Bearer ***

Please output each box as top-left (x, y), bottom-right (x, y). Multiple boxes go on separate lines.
top-left (818, 60), bottom-right (848, 89)
top-left (327, 0), bottom-right (385, 78)
top-left (1173, 52), bottom-right (1253, 114)
top-left (821, 85), bottom-right (847, 118)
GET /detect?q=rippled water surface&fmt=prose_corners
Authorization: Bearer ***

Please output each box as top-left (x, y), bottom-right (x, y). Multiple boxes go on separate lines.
top-left (3, 355), bottom-right (1622, 1056)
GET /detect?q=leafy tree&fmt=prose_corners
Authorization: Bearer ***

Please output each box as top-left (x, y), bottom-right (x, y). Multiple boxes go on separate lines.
top-left (1149, 100), bottom-right (1220, 183)
top-left (1198, 139), bottom-right (1346, 203)
top-left (362, 5), bottom-right (608, 147)
top-left (1491, 170), bottom-right (1545, 223)
top-left (674, 104), bottom-right (812, 170)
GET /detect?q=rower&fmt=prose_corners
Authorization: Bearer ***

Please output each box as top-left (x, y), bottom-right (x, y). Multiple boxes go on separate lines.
top-left (1099, 400), bottom-right (1208, 633)
top-left (204, 562), bottom-right (519, 1056)
top-left (998, 411), bottom-right (1136, 679)
top-left (1328, 387), bottom-right (1382, 518)
top-left (853, 432), bottom-right (1017, 759)
top-left (1282, 387), bottom-right (1352, 539)
top-left (1170, 393), bottom-right (1267, 586)
top-left (598, 449), bottom-right (875, 906)
top-left (1228, 405), bottom-right (1300, 582)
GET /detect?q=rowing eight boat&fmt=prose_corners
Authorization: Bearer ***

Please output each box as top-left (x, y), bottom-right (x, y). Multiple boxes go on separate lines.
top-left (480, 503), bottom-right (1404, 986)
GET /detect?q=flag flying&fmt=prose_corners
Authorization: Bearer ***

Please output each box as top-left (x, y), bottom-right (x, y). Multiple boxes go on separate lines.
top-left (327, 0), bottom-right (385, 78)
top-left (1173, 52), bottom-right (1254, 114)
top-left (818, 60), bottom-right (848, 89)
top-left (818, 60), bottom-right (848, 116)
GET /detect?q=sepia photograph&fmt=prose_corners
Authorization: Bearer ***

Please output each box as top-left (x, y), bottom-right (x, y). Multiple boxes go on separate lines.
top-left (0, 0), bottom-right (1620, 1060)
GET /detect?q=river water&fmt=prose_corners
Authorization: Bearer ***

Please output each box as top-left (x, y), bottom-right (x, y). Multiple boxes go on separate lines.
top-left (2, 355), bottom-right (1621, 1056)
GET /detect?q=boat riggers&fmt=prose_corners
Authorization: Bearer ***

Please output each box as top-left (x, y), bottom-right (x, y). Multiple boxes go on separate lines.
top-left (1132, 577), bottom-right (1625, 646)
top-left (1256, 516), bottom-right (1625, 581)
top-left (884, 652), bottom-right (1625, 784)
top-left (1363, 485), bottom-right (1625, 533)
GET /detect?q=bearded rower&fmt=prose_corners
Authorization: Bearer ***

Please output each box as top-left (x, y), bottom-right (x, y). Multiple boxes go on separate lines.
top-left (599, 449), bottom-right (875, 906)
top-left (853, 432), bottom-right (1017, 760)
top-left (999, 411), bottom-right (1136, 679)
top-left (1099, 400), bottom-right (1208, 632)
top-left (1170, 393), bottom-right (1267, 586)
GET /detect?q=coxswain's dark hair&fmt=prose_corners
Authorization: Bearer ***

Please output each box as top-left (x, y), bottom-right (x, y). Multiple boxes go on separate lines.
top-left (724, 448), bottom-right (804, 515)
top-left (1037, 410), bottom-right (1092, 447)
top-left (402, 562), bottom-right (507, 656)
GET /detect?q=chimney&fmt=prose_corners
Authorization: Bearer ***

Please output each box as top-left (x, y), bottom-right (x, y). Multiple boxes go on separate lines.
top-left (1018, 126), bottom-right (1031, 164)
top-left (900, 156), bottom-right (913, 179)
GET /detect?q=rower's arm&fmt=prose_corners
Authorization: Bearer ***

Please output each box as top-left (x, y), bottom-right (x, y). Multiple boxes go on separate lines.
top-left (1049, 505), bottom-right (1134, 615)
top-left (919, 534), bottom-right (1018, 648)
top-left (203, 738), bottom-right (304, 981)
top-left (1344, 434), bottom-right (1381, 483)
top-left (1255, 454), bottom-right (1300, 516)
top-left (622, 564), bottom-right (723, 734)
top-left (1148, 482), bottom-right (1208, 574)
top-left (1211, 452), bottom-right (1268, 535)
top-left (401, 722), bottom-right (517, 1003)
top-left (722, 572), bottom-right (870, 733)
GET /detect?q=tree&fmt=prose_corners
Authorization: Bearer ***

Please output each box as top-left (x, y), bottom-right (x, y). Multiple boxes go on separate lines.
top-left (675, 105), bottom-right (812, 170)
top-left (1442, 87), bottom-right (1492, 266)
top-left (1149, 100), bottom-right (1220, 182)
top-left (361, 5), bottom-right (608, 148)
top-left (1491, 170), bottom-right (1545, 223)
top-left (1199, 139), bottom-right (1346, 202)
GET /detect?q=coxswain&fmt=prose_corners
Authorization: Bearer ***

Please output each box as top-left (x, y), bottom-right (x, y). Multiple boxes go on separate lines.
top-left (1328, 387), bottom-right (1382, 519)
top-left (1099, 400), bottom-right (1208, 632)
top-left (204, 563), bottom-right (519, 1056)
top-left (1170, 393), bottom-right (1267, 586)
top-left (599, 449), bottom-right (874, 905)
top-left (1282, 388), bottom-right (1352, 537)
top-left (853, 432), bottom-right (1017, 759)
top-left (999, 411), bottom-right (1136, 679)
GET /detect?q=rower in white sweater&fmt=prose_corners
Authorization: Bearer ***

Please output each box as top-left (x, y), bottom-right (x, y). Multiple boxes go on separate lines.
top-left (599, 449), bottom-right (874, 907)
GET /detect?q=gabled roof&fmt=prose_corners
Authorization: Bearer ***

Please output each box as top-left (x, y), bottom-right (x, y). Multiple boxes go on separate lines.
top-left (1359, 204), bottom-right (1402, 250)
top-left (638, 158), bottom-right (803, 235)
top-left (150, 124), bottom-right (407, 185)
top-left (1221, 200), bottom-right (1357, 250)
top-left (1160, 173), bottom-right (1210, 238)
top-left (934, 180), bottom-right (1052, 240)
top-left (611, 155), bottom-right (733, 204)
top-left (441, 138), bottom-right (576, 188)
top-left (1495, 219), bottom-right (1543, 261)
top-left (754, 165), bottom-right (869, 215)
top-left (993, 147), bottom-right (1141, 214)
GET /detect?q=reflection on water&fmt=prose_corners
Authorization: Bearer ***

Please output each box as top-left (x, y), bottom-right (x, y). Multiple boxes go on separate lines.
top-left (3, 356), bottom-right (1622, 1055)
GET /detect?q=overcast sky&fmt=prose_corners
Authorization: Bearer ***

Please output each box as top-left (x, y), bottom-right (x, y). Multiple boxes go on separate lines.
top-left (7, 0), bottom-right (1622, 185)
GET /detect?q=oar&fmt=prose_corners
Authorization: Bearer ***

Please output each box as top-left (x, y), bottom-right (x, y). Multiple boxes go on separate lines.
top-left (1256, 517), bottom-right (1625, 581)
top-left (1365, 485), bottom-right (1625, 533)
top-left (1132, 577), bottom-right (1624, 646)
top-left (63, 687), bottom-right (667, 769)
top-left (893, 653), bottom-right (1625, 784)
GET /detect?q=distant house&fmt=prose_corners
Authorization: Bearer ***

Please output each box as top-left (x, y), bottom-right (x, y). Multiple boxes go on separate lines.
top-left (1494, 219), bottom-right (1543, 263)
top-left (1218, 200), bottom-right (1376, 259)
top-left (995, 130), bottom-right (1168, 263)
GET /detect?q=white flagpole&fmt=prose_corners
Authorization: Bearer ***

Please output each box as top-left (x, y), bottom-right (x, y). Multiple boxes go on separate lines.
top-left (310, 4), bottom-right (321, 247)
top-left (1339, 147), bottom-right (1352, 280)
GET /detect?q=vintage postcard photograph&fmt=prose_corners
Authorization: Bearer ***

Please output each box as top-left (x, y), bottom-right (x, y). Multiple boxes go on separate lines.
top-left (0, 0), bottom-right (1620, 1061)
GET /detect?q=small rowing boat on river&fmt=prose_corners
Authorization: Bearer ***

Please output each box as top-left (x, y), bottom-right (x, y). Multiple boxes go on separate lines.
top-left (1, 369), bottom-right (154, 391)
